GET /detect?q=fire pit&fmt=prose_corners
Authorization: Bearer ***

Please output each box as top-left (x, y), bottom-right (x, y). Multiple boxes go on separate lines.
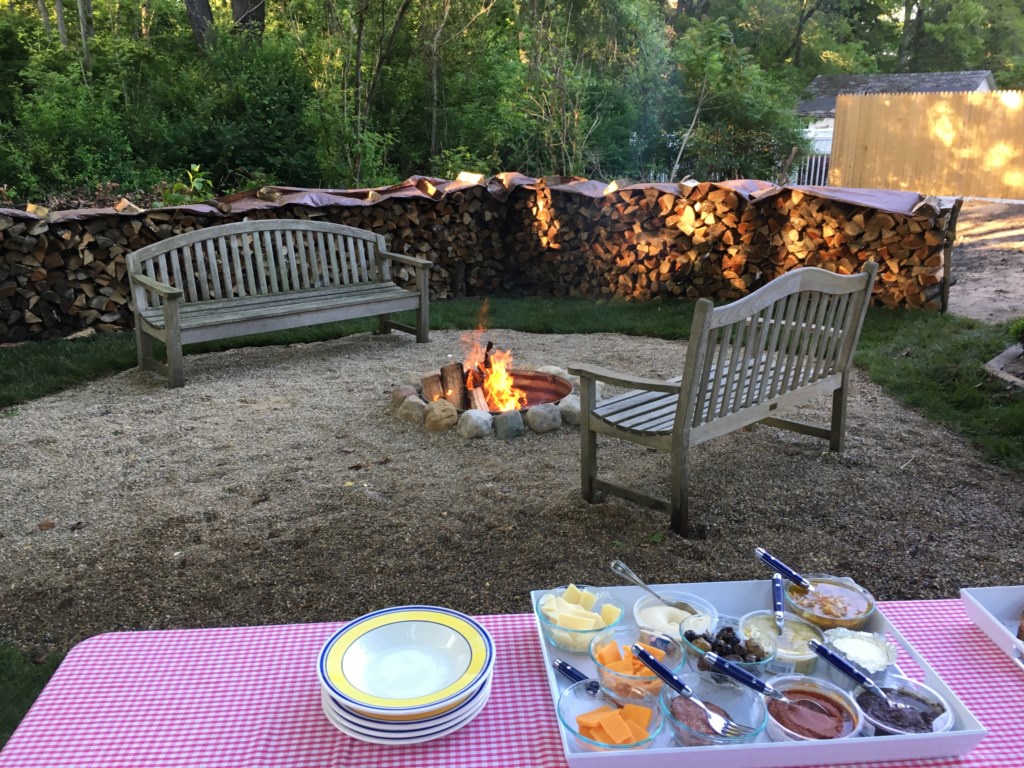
top-left (421, 367), bottom-right (572, 415)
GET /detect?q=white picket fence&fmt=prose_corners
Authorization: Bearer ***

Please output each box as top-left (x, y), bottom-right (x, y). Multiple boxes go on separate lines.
top-left (794, 153), bottom-right (831, 186)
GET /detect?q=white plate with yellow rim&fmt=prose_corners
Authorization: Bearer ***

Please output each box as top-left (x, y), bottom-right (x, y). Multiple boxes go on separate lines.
top-left (320, 684), bottom-right (492, 741)
top-left (318, 605), bottom-right (494, 717)
top-left (321, 675), bottom-right (494, 731)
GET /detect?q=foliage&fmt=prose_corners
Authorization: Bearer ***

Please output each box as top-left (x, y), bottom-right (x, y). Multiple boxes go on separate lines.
top-left (0, 0), bottom-right (1022, 200)
top-left (1, 644), bottom-right (63, 749)
top-left (1010, 316), bottom-right (1024, 347)
top-left (158, 164), bottom-right (213, 206)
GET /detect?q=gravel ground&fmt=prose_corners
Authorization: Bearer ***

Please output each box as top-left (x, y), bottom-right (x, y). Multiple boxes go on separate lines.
top-left (2, 325), bottom-right (1022, 659)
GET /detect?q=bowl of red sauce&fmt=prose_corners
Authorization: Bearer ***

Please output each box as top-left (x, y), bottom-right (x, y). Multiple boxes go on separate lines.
top-left (784, 574), bottom-right (876, 631)
top-left (764, 674), bottom-right (863, 742)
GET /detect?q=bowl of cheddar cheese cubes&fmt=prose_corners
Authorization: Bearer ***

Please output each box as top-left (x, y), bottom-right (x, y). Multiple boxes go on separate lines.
top-left (556, 680), bottom-right (664, 751)
top-left (535, 584), bottom-right (625, 653)
top-left (590, 627), bottom-right (684, 700)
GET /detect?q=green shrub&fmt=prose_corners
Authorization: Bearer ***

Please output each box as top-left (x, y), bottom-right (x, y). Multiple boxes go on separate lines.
top-left (1010, 316), bottom-right (1024, 347)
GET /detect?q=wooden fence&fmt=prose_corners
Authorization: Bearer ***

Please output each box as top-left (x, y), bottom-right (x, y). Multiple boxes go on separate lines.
top-left (830, 90), bottom-right (1024, 199)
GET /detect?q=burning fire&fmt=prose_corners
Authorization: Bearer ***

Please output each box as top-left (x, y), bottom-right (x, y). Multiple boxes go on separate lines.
top-left (462, 335), bottom-right (528, 412)
top-left (462, 299), bottom-right (527, 411)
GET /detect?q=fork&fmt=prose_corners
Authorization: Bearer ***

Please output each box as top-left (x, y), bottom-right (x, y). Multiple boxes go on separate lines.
top-left (630, 644), bottom-right (755, 739)
top-left (610, 560), bottom-right (701, 616)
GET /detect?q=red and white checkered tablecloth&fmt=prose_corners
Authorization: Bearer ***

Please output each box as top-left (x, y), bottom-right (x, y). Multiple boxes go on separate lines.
top-left (0, 600), bottom-right (1019, 768)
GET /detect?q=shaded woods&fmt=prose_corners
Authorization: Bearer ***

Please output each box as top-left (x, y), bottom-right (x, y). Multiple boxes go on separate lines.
top-left (1, 0), bottom-right (1023, 204)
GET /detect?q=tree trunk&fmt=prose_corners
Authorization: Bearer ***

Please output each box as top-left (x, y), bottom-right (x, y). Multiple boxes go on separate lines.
top-left (75, 0), bottom-right (92, 72)
top-left (36, 0), bottom-right (52, 36)
top-left (898, 0), bottom-right (920, 69)
top-left (184, 0), bottom-right (215, 48)
top-left (232, 0), bottom-right (265, 36)
top-left (54, 0), bottom-right (68, 46)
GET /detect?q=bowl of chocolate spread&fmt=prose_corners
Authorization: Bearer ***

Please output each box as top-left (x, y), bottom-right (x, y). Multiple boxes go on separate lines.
top-left (853, 676), bottom-right (953, 736)
top-left (764, 674), bottom-right (863, 742)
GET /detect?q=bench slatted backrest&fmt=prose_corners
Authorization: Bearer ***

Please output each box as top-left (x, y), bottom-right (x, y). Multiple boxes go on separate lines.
top-left (128, 220), bottom-right (388, 311)
top-left (677, 264), bottom-right (876, 440)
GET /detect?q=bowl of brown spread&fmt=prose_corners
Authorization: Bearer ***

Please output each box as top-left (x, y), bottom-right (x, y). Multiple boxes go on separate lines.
top-left (764, 674), bottom-right (863, 741)
top-left (784, 574), bottom-right (876, 630)
top-left (853, 676), bottom-right (953, 736)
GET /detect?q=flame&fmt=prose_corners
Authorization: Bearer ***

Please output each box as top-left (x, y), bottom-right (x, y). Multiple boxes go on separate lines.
top-left (460, 300), bottom-right (528, 412)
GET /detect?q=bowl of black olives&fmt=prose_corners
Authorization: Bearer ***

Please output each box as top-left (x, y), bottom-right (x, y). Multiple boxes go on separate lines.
top-left (680, 614), bottom-right (778, 680)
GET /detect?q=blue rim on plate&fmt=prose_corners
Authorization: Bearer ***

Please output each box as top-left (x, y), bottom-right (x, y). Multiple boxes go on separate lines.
top-left (320, 687), bottom-right (493, 745)
top-left (322, 675), bottom-right (494, 729)
top-left (318, 605), bottom-right (495, 716)
top-left (320, 684), bottom-right (492, 737)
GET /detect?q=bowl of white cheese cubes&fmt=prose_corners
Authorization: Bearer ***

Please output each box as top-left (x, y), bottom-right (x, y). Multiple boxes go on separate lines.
top-left (535, 584), bottom-right (625, 653)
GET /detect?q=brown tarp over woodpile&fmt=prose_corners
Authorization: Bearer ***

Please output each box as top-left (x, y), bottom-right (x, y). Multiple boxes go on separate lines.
top-left (0, 175), bottom-right (960, 343)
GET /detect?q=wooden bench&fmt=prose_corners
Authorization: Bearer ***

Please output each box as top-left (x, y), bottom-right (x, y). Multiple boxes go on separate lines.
top-left (568, 262), bottom-right (878, 535)
top-left (127, 220), bottom-right (431, 387)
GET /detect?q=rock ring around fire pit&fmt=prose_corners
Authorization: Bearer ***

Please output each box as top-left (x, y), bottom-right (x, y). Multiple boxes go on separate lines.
top-left (392, 366), bottom-right (582, 440)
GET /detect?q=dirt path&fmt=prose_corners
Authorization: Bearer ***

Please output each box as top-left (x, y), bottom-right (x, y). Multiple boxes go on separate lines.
top-left (946, 200), bottom-right (1024, 324)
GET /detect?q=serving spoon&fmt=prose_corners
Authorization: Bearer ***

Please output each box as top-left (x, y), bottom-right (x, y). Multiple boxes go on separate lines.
top-left (808, 640), bottom-right (912, 710)
top-left (704, 652), bottom-right (830, 714)
top-left (609, 560), bottom-right (701, 616)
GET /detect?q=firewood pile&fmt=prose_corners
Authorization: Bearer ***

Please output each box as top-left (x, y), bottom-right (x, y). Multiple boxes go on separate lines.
top-left (0, 175), bottom-right (959, 343)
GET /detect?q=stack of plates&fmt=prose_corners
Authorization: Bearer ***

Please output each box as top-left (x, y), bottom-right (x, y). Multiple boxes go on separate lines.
top-left (317, 605), bottom-right (496, 745)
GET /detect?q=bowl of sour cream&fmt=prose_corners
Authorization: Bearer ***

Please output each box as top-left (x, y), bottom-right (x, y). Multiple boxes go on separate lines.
top-left (632, 591), bottom-right (717, 639)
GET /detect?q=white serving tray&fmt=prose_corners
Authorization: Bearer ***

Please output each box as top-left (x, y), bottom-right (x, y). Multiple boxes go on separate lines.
top-left (960, 585), bottom-right (1024, 673)
top-left (533, 580), bottom-right (986, 768)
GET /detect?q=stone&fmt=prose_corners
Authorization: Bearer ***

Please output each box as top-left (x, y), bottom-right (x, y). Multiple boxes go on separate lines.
top-left (396, 396), bottom-right (427, 426)
top-left (424, 400), bottom-right (459, 432)
top-left (457, 410), bottom-right (493, 439)
top-left (400, 371), bottom-right (427, 389)
top-left (391, 385), bottom-right (418, 409)
top-left (493, 409), bottom-right (525, 440)
top-left (536, 364), bottom-right (572, 383)
top-left (558, 394), bottom-right (581, 426)
top-left (525, 403), bottom-right (562, 433)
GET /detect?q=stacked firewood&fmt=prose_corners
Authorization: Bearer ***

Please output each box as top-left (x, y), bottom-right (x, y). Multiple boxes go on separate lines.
top-left (0, 178), bottom-right (959, 343)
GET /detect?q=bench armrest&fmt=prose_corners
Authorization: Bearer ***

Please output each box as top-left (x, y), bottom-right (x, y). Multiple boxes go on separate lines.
top-left (380, 250), bottom-right (433, 270)
top-left (568, 364), bottom-right (680, 394)
top-left (130, 272), bottom-right (184, 300)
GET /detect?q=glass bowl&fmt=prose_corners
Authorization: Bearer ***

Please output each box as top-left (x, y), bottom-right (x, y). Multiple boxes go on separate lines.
top-left (821, 627), bottom-right (898, 689)
top-left (764, 674), bottom-right (864, 741)
top-left (534, 585), bottom-right (625, 654)
top-left (739, 610), bottom-right (823, 675)
top-left (632, 591), bottom-right (718, 638)
top-left (853, 676), bottom-right (954, 736)
top-left (783, 574), bottom-right (876, 630)
top-left (658, 671), bottom-right (768, 747)
top-left (681, 614), bottom-right (778, 679)
top-left (589, 627), bottom-right (684, 700)
top-left (555, 680), bottom-right (664, 752)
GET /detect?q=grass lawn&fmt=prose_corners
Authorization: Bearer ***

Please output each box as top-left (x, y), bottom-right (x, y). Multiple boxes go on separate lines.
top-left (1, 295), bottom-right (1021, 746)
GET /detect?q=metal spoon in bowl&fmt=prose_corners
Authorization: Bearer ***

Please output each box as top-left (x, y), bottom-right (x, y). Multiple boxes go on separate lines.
top-left (771, 572), bottom-right (785, 635)
top-left (609, 560), bottom-right (701, 616)
top-left (754, 548), bottom-right (816, 592)
top-left (808, 640), bottom-right (912, 710)
top-left (551, 658), bottom-right (648, 703)
top-left (630, 644), bottom-right (755, 739)
top-left (704, 652), bottom-right (831, 714)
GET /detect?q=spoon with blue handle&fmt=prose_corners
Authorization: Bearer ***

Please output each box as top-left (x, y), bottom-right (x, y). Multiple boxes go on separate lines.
top-left (630, 645), bottom-right (754, 738)
top-left (772, 572), bottom-right (785, 635)
top-left (755, 547), bottom-right (815, 591)
top-left (807, 640), bottom-right (910, 710)
top-left (551, 658), bottom-right (649, 701)
top-left (704, 652), bottom-right (829, 713)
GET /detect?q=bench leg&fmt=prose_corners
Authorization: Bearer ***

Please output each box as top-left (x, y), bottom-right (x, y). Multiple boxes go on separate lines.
top-left (164, 302), bottom-right (184, 388)
top-left (135, 323), bottom-right (153, 371)
top-left (578, 379), bottom-right (597, 502)
top-left (669, 448), bottom-right (690, 535)
top-left (416, 302), bottom-right (429, 343)
top-left (377, 314), bottom-right (392, 335)
top-left (829, 381), bottom-right (848, 452)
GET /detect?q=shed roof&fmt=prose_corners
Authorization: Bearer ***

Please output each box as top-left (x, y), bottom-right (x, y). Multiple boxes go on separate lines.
top-left (796, 70), bottom-right (995, 117)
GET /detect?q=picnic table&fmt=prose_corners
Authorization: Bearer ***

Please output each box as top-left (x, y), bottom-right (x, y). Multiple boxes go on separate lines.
top-left (0, 599), bottom-right (1018, 768)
